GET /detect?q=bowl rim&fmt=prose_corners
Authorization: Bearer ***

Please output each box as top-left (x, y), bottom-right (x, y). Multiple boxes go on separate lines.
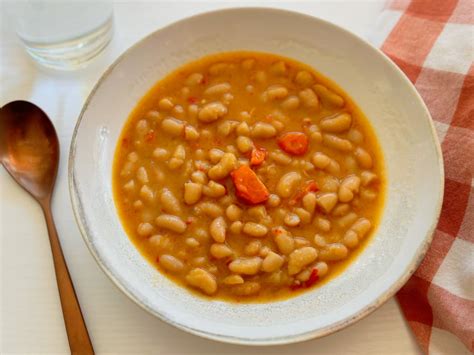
top-left (68, 6), bottom-right (444, 345)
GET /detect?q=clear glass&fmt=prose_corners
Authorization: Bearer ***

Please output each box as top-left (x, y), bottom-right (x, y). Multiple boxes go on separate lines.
top-left (4, 0), bottom-right (113, 70)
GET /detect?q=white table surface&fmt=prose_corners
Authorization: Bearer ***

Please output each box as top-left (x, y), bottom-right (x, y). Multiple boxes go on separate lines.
top-left (0, 1), bottom-right (421, 354)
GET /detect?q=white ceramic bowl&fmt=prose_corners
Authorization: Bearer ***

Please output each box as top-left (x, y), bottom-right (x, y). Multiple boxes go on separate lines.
top-left (69, 8), bottom-right (444, 345)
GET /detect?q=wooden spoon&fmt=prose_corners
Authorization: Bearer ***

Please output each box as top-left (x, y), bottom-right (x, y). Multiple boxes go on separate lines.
top-left (0, 100), bottom-right (94, 354)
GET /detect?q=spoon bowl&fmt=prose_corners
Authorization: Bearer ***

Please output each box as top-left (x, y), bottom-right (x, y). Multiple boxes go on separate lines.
top-left (0, 101), bottom-right (59, 201)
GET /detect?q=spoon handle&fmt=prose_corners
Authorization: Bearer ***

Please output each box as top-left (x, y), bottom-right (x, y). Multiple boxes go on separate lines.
top-left (42, 202), bottom-right (95, 355)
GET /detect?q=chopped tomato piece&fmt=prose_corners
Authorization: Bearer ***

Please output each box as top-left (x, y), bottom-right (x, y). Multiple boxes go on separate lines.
top-left (289, 180), bottom-right (319, 206)
top-left (144, 130), bottom-right (155, 142)
top-left (187, 96), bottom-right (199, 104)
top-left (277, 132), bottom-right (309, 155)
top-left (290, 282), bottom-right (303, 291)
top-left (250, 147), bottom-right (267, 166)
top-left (231, 165), bottom-right (269, 204)
top-left (290, 269), bottom-right (319, 291)
top-left (304, 268), bottom-right (319, 288)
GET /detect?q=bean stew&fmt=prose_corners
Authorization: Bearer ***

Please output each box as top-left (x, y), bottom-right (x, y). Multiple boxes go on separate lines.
top-left (112, 51), bottom-right (385, 302)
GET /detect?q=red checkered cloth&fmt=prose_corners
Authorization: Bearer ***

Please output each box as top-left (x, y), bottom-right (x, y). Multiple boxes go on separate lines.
top-left (370, 0), bottom-right (474, 353)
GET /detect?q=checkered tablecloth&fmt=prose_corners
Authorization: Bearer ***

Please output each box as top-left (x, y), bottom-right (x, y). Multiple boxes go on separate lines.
top-left (371, 0), bottom-right (473, 353)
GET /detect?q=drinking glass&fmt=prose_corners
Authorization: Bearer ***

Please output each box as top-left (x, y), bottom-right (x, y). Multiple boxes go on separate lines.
top-left (4, 0), bottom-right (114, 70)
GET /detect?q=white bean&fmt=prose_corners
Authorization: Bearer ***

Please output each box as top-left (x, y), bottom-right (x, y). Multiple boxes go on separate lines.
top-left (313, 234), bottom-right (327, 247)
top-left (137, 222), bottom-right (154, 237)
top-left (243, 222), bottom-right (268, 237)
top-left (197, 202), bottom-right (223, 218)
top-left (276, 172), bottom-right (302, 198)
top-left (315, 193), bottom-right (338, 214)
top-left (323, 134), bottom-right (353, 152)
top-left (236, 122), bottom-right (250, 136)
top-left (251, 122), bottom-right (277, 138)
top-left (315, 261), bottom-right (329, 277)
top-left (263, 85), bottom-right (288, 101)
top-left (139, 185), bottom-right (155, 203)
top-left (294, 208), bottom-right (311, 224)
top-left (158, 98), bottom-right (174, 110)
top-left (319, 243), bottom-right (348, 261)
top-left (331, 205), bottom-right (350, 219)
top-left (217, 120), bottom-right (238, 137)
top-left (184, 182), bottom-right (202, 205)
top-left (191, 171), bottom-right (207, 184)
top-left (287, 247), bottom-right (318, 275)
top-left (270, 151), bottom-right (292, 165)
top-left (302, 192), bottom-right (317, 215)
top-left (354, 147), bottom-right (373, 168)
top-left (320, 113), bottom-right (352, 132)
top-left (267, 194), bottom-right (281, 207)
top-left (136, 166), bottom-right (149, 184)
top-left (360, 171), bottom-right (378, 186)
top-left (188, 104), bottom-right (199, 119)
top-left (294, 237), bottom-right (310, 248)
top-left (343, 230), bottom-right (359, 248)
top-left (153, 148), bottom-right (170, 161)
top-left (312, 152), bottom-right (330, 169)
top-left (337, 212), bottom-right (358, 229)
top-left (184, 125), bottom-right (200, 140)
top-left (135, 119), bottom-right (149, 135)
top-left (338, 175), bottom-right (361, 203)
top-left (347, 128), bottom-right (364, 144)
top-left (229, 221), bottom-right (243, 234)
top-left (314, 216), bottom-right (331, 232)
top-left (281, 95), bottom-right (300, 110)
top-left (313, 84), bottom-right (344, 107)
top-left (244, 240), bottom-right (262, 256)
top-left (155, 214), bottom-right (187, 233)
top-left (204, 82), bottom-right (231, 96)
top-left (123, 180), bottom-right (135, 193)
top-left (228, 257), bottom-right (262, 275)
top-left (273, 227), bottom-right (295, 255)
top-left (226, 204), bottom-right (242, 221)
top-left (295, 70), bottom-right (314, 86)
top-left (223, 275), bottom-right (244, 285)
top-left (185, 237), bottom-right (200, 248)
top-left (236, 136), bottom-right (254, 153)
top-left (351, 218), bottom-right (372, 238)
top-left (299, 88), bottom-right (319, 109)
top-left (262, 252), bottom-right (284, 272)
top-left (160, 188), bottom-right (181, 214)
top-left (209, 216), bottom-right (226, 242)
top-left (172, 105), bottom-right (185, 118)
top-left (208, 152), bottom-right (237, 180)
top-left (161, 117), bottom-right (184, 136)
top-left (208, 148), bottom-right (224, 164)
top-left (210, 243), bottom-right (233, 259)
top-left (185, 72), bottom-right (203, 86)
top-left (284, 213), bottom-right (300, 227)
top-left (320, 175), bottom-right (340, 192)
top-left (270, 61), bottom-right (288, 76)
top-left (247, 205), bottom-right (267, 219)
top-left (203, 181), bottom-right (226, 198)
top-left (127, 152), bottom-right (139, 162)
top-left (159, 255), bottom-right (184, 273)
top-left (232, 282), bottom-right (261, 296)
top-left (186, 268), bottom-right (217, 295)
top-left (198, 102), bottom-right (227, 123)
top-left (149, 234), bottom-right (170, 251)
top-left (361, 188), bottom-right (378, 200)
